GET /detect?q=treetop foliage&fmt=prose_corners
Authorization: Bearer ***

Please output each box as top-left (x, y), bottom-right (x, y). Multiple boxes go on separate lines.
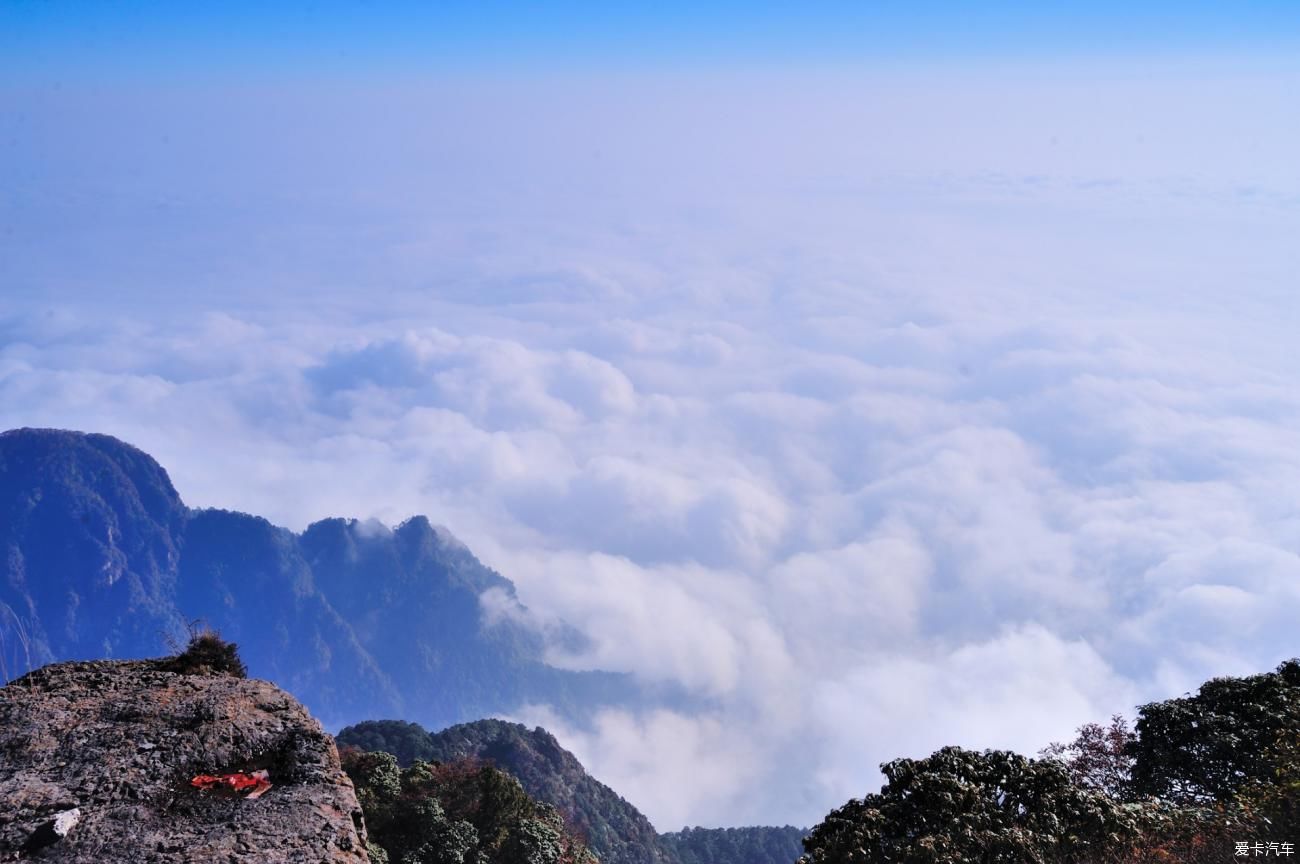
top-left (342, 718), bottom-right (676, 864)
top-left (342, 749), bottom-right (596, 864)
top-left (803, 658), bottom-right (1300, 864)
top-left (661, 826), bottom-right (807, 864)
top-left (1039, 715), bottom-right (1135, 802)
top-left (1129, 658), bottom-right (1300, 804)
top-left (799, 746), bottom-right (1140, 864)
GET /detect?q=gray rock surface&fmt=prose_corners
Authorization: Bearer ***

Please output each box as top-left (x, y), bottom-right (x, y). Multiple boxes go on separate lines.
top-left (0, 659), bottom-right (370, 862)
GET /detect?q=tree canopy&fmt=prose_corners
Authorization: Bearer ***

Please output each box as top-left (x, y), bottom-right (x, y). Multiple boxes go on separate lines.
top-left (662, 826), bottom-right (807, 864)
top-left (1039, 715), bottom-right (1134, 802)
top-left (343, 749), bottom-right (597, 864)
top-left (798, 746), bottom-right (1141, 864)
top-left (803, 658), bottom-right (1300, 864)
top-left (1129, 659), bottom-right (1300, 804)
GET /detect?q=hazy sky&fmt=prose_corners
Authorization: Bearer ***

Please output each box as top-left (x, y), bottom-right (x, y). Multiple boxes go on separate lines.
top-left (3, 0), bottom-right (1300, 831)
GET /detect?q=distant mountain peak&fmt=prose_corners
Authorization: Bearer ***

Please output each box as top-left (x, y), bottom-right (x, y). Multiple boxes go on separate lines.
top-left (0, 426), bottom-right (631, 735)
top-left (0, 427), bottom-right (188, 663)
top-left (0, 427), bottom-right (185, 521)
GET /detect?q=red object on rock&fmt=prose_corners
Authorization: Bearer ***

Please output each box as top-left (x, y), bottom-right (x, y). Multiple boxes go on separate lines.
top-left (190, 769), bottom-right (273, 799)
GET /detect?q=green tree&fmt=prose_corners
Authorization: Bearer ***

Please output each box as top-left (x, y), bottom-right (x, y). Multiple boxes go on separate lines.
top-left (503, 814), bottom-right (565, 864)
top-left (1129, 659), bottom-right (1300, 804)
top-left (663, 826), bottom-right (808, 864)
top-left (342, 750), bottom-right (596, 864)
top-left (1230, 728), bottom-right (1300, 839)
top-left (798, 747), bottom-right (1142, 864)
top-left (343, 748), bottom-right (402, 815)
top-left (388, 800), bottom-right (479, 864)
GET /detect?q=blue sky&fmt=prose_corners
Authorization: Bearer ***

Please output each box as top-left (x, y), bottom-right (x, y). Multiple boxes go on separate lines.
top-left (4, 1), bottom-right (1300, 77)
top-left (3, 0), bottom-right (1300, 832)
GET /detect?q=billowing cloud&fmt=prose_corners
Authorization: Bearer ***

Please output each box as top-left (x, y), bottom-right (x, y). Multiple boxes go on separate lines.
top-left (3, 63), bottom-right (1299, 829)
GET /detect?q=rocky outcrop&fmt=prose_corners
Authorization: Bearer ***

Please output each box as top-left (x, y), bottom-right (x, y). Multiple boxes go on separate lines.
top-left (0, 659), bottom-right (369, 862)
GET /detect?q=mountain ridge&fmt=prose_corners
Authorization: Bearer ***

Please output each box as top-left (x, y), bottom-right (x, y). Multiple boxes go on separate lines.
top-left (0, 426), bottom-right (630, 731)
top-left (338, 718), bottom-right (809, 864)
top-left (1, 428), bottom-right (805, 864)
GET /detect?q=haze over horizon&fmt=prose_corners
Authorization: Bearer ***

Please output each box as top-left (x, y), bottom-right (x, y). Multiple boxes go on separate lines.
top-left (3, 0), bottom-right (1300, 831)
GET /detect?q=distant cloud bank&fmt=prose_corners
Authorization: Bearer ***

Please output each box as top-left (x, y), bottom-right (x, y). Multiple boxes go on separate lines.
top-left (2, 66), bottom-right (1298, 828)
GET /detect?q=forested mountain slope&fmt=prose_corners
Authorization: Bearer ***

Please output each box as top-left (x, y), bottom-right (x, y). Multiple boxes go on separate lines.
top-left (339, 718), bottom-right (808, 864)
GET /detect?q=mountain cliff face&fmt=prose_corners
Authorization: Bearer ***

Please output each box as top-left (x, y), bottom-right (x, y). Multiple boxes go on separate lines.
top-left (0, 427), bottom-right (629, 731)
top-left (0, 658), bottom-right (368, 862)
top-left (0, 429), bottom-right (186, 666)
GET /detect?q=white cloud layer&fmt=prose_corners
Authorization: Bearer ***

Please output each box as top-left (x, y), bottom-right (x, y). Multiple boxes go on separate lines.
top-left (3, 62), bottom-right (1300, 828)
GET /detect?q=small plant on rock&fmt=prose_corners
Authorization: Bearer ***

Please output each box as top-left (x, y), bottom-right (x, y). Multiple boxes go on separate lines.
top-left (163, 622), bottom-right (248, 678)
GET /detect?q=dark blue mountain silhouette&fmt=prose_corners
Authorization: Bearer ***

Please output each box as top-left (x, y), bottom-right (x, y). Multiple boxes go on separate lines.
top-left (0, 427), bottom-right (631, 729)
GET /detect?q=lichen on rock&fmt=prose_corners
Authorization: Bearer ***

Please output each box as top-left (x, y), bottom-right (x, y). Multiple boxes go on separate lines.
top-left (0, 659), bottom-right (369, 862)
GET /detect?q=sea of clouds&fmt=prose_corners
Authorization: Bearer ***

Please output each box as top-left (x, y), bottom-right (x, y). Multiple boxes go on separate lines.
top-left (3, 63), bottom-right (1299, 828)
